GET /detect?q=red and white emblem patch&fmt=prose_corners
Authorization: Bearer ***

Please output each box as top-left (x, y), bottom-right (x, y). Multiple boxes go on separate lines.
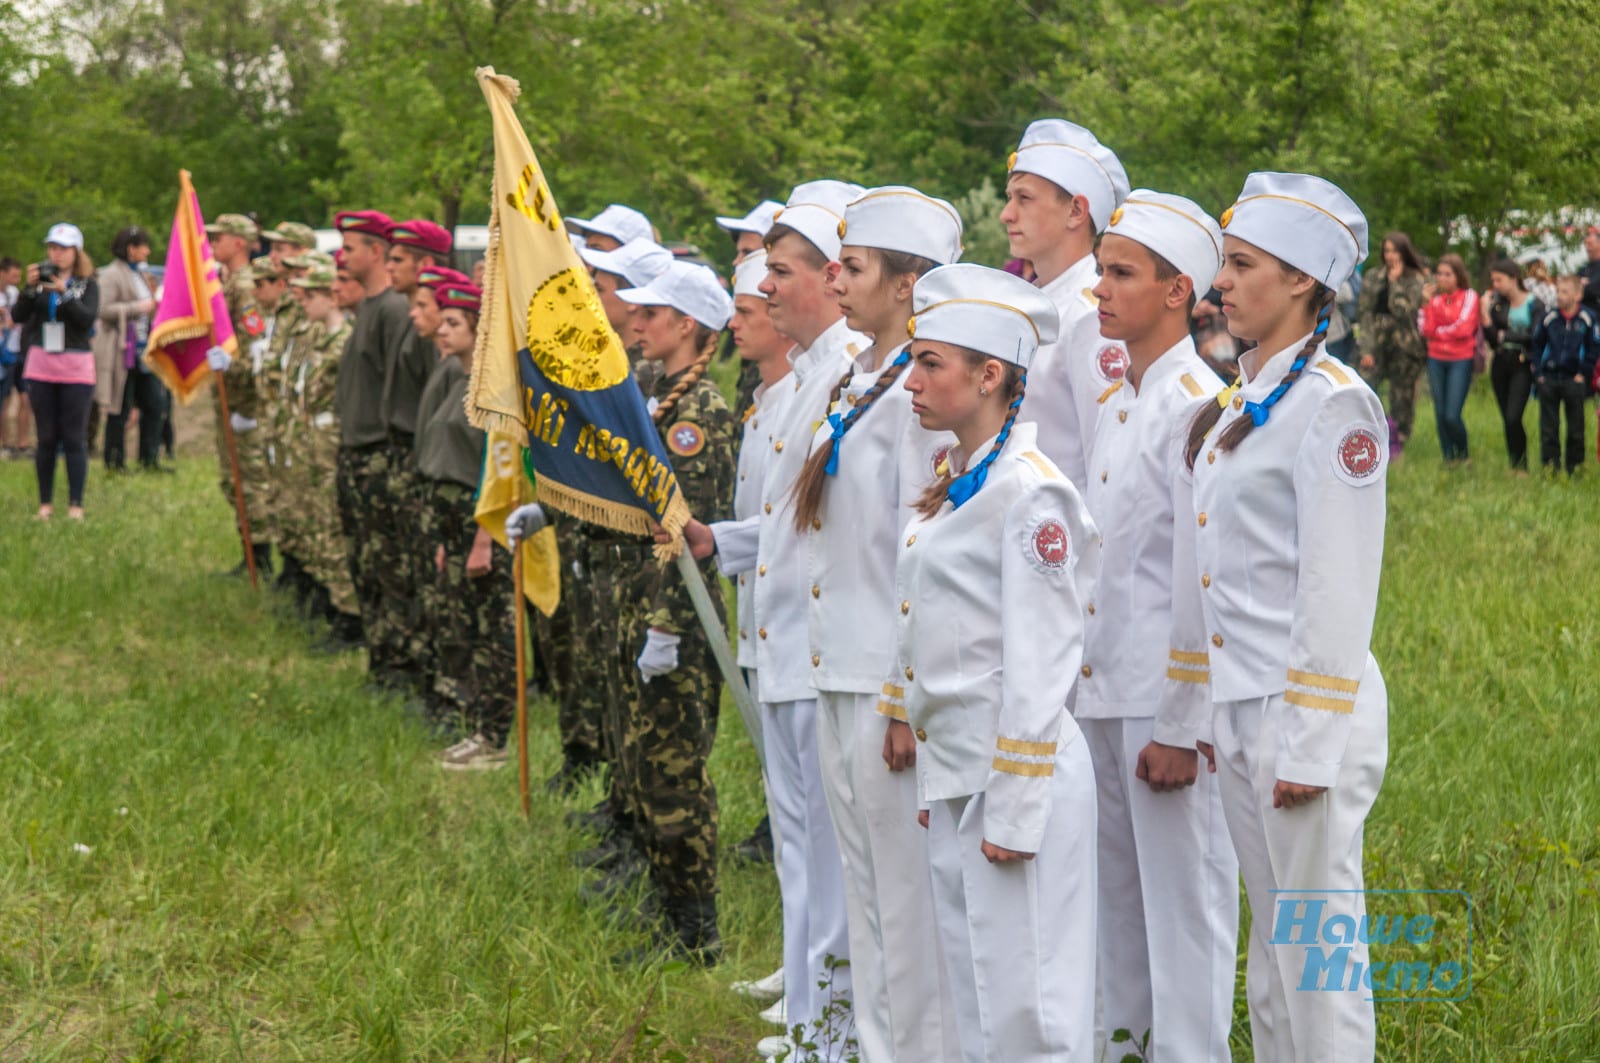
top-left (1332, 423), bottom-right (1384, 486)
top-left (930, 443), bottom-right (953, 478)
top-left (1027, 516), bottom-right (1071, 573)
top-left (1095, 343), bottom-right (1129, 383)
top-left (667, 421), bottom-right (705, 457)
top-left (242, 310), bottom-right (265, 338)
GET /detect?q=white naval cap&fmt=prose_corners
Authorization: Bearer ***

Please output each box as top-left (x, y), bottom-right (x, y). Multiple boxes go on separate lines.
top-left (733, 250), bottom-right (769, 299)
top-left (839, 186), bottom-right (964, 266)
top-left (771, 180), bottom-right (865, 262)
top-left (716, 200), bottom-right (784, 237)
top-left (1105, 190), bottom-right (1224, 294)
top-left (1008, 119), bottom-right (1130, 232)
top-left (909, 263), bottom-right (1060, 372)
top-left (565, 203), bottom-right (653, 246)
top-left (580, 238), bottom-right (675, 289)
top-left (617, 260), bottom-right (733, 331)
top-left (1220, 172), bottom-right (1369, 289)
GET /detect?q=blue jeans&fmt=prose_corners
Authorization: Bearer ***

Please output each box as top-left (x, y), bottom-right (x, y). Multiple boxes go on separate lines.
top-left (1427, 357), bottom-right (1473, 461)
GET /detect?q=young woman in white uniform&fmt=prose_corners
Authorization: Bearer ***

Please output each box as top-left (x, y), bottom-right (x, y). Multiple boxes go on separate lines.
top-left (787, 187), bottom-right (964, 1063)
top-left (1186, 172), bottom-right (1388, 1063)
top-left (1078, 190), bottom-right (1240, 1060)
top-left (891, 262), bottom-right (1099, 1062)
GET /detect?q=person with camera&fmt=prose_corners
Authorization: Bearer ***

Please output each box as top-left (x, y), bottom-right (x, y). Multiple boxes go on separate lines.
top-left (95, 226), bottom-right (166, 473)
top-left (14, 223), bottom-right (100, 520)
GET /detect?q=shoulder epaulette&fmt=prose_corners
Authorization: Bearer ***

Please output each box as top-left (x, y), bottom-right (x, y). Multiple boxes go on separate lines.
top-left (1018, 450), bottom-right (1060, 480)
top-left (1310, 358), bottom-right (1355, 387)
top-left (1177, 371), bottom-right (1205, 398)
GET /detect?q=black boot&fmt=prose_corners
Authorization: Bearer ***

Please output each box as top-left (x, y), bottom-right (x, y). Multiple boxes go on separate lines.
top-left (567, 797), bottom-right (619, 835)
top-left (733, 814), bottom-right (775, 866)
top-left (578, 846), bottom-right (648, 904)
top-left (571, 831), bottom-right (635, 871)
top-left (252, 542), bottom-right (274, 580)
top-left (544, 753), bottom-right (600, 796)
top-left (315, 609), bottom-right (365, 654)
top-left (614, 895), bottom-right (721, 967)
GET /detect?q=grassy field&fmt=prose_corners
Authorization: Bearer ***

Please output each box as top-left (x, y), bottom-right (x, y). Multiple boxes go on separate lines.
top-left (1, 374), bottom-right (1598, 1061)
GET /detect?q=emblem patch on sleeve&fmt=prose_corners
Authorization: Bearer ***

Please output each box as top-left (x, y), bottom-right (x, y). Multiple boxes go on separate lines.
top-left (1095, 343), bottom-right (1129, 383)
top-left (667, 421), bottom-right (706, 457)
top-left (1331, 423), bottom-right (1384, 486)
top-left (1025, 515), bottom-right (1071, 574)
top-left (242, 310), bottom-right (265, 338)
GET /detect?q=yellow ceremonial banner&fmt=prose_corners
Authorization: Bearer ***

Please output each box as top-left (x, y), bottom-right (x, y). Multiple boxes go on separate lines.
top-left (475, 428), bottom-right (560, 618)
top-left (466, 66), bottom-right (691, 558)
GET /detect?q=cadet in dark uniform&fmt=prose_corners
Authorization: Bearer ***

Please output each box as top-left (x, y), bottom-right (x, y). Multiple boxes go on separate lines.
top-left (331, 210), bottom-right (413, 693)
top-left (605, 260), bottom-right (737, 964)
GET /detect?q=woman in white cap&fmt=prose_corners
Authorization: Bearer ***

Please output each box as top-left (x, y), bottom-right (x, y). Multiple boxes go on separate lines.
top-left (1184, 172), bottom-right (1387, 1063)
top-left (1000, 118), bottom-right (1130, 492)
top-left (606, 260), bottom-right (737, 964)
top-left (785, 185), bottom-right (964, 1062)
top-left (1079, 192), bottom-right (1238, 1060)
top-left (892, 262), bottom-right (1097, 1062)
top-left (14, 223), bottom-right (100, 520)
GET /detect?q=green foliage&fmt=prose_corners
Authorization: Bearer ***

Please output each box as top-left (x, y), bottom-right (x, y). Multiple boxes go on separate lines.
top-left (5, 0), bottom-right (1597, 272)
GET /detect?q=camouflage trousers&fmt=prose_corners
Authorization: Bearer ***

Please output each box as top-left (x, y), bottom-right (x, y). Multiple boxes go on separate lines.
top-left (279, 433), bottom-right (357, 617)
top-left (582, 536), bottom-right (636, 824)
top-left (215, 422), bottom-right (274, 545)
top-left (600, 544), bottom-right (724, 902)
top-left (336, 444), bottom-right (404, 683)
top-left (534, 518), bottom-right (603, 767)
top-left (1365, 335), bottom-right (1427, 444)
top-left (419, 483), bottom-right (518, 743)
top-left (382, 443), bottom-right (432, 695)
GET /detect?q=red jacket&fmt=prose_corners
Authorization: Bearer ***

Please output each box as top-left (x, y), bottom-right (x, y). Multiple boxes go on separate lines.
top-left (1419, 288), bottom-right (1480, 362)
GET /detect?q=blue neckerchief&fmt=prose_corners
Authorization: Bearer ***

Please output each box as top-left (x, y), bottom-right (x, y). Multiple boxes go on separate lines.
top-left (822, 348), bottom-right (910, 476)
top-left (945, 374), bottom-right (1027, 509)
top-left (1240, 308), bottom-right (1331, 429)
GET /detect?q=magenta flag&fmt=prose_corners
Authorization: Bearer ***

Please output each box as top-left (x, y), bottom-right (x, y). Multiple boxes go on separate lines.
top-left (144, 170), bottom-right (236, 404)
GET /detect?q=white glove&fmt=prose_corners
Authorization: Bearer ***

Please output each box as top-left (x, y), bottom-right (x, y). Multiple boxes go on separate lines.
top-left (206, 345), bottom-right (232, 371)
top-left (505, 502), bottom-right (548, 548)
top-left (229, 413), bottom-right (258, 433)
top-left (636, 629), bottom-right (681, 683)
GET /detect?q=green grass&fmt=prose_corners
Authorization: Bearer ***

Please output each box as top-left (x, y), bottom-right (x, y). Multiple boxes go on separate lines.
top-left (1, 375), bottom-right (1598, 1060)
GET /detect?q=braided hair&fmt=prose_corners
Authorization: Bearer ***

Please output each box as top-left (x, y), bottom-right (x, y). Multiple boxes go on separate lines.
top-left (790, 247), bottom-right (938, 533)
top-left (1184, 281), bottom-right (1335, 470)
top-left (913, 353), bottom-right (1027, 518)
top-left (652, 318), bottom-right (719, 426)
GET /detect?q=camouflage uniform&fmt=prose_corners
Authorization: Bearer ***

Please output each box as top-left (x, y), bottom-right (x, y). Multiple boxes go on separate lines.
top-left (214, 261), bottom-right (274, 544)
top-left (376, 322), bottom-right (439, 694)
top-left (537, 515), bottom-right (603, 764)
top-left (1358, 269), bottom-right (1427, 445)
top-left (605, 364), bottom-right (735, 903)
top-left (278, 313), bottom-right (358, 617)
top-left (414, 355), bottom-right (516, 739)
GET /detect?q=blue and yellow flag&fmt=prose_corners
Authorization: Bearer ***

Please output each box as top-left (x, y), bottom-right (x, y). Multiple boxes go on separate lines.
top-left (466, 67), bottom-right (689, 554)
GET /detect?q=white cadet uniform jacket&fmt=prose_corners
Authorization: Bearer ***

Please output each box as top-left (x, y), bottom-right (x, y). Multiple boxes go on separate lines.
top-left (1192, 339), bottom-right (1387, 788)
top-left (806, 343), bottom-right (953, 696)
top-left (888, 422), bottom-right (1100, 853)
top-left (732, 372), bottom-right (795, 670)
top-left (1024, 254), bottom-right (1129, 492)
top-left (710, 317), bottom-right (866, 704)
top-left (1078, 338), bottom-right (1221, 746)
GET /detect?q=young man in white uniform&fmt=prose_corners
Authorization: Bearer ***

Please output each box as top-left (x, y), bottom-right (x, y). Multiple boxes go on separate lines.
top-left (1078, 190), bottom-right (1239, 1060)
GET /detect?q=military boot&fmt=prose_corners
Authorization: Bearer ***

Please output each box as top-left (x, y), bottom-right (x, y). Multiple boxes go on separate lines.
top-left (613, 895), bottom-right (721, 967)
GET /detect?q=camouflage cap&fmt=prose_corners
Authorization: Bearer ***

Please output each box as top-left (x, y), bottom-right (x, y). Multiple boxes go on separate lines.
top-left (262, 221), bottom-right (316, 249)
top-left (250, 255), bottom-right (286, 280)
top-left (285, 249), bottom-right (334, 271)
top-left (205, 213), bottom-right (259, 240)
top-left (291, 265), bottom-right (337, 290)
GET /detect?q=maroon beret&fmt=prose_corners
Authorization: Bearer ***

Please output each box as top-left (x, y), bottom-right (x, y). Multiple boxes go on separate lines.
top-left (334, 210), bottom-right (394, 241)
top-left (389, 219), bottom-right (453, 257)
top-left (417, 265), bottom-right (471, 291)
top-left (436, 282), bottom-right (482, 314)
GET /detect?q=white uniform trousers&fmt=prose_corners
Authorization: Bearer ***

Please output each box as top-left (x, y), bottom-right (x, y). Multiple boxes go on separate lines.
top-left (761, 697), bottom-right (849, 1052)
top-left (739, 668), bottom-right (769, 774)
top-left (927, 734), bottom-right (1097, 1062)
top-left (816, 690), bottom-right (958, 1063)
top-left (1080, 716), bottom-right (1238, 1062)
top-left (1212, 659), bottom-right (1388, 1063)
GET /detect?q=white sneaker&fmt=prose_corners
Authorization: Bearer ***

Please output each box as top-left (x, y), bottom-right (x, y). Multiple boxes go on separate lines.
top-left (441, 735), bottom-right (509, 771)
top-left (756, 1034), bottom-right (797, 1059)
top-left (440, 734), bottom-right (485, 761)
top-left (759, 995), bottom-right (787, 1026)
top-left (732, 967), bottom-right (784, 1001)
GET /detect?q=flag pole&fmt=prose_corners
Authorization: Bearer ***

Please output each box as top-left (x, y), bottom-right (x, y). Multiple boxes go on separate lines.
top-left (513, 541), bottom-right (531, 820)
top-left (674, 550), bottom-right (758, 726)
top-left (214, 374), bottom-right (259, 590)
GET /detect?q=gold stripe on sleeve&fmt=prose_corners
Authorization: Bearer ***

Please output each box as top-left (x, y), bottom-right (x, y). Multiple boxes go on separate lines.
top-left (881, 682), bottom-right (905, 699)
top-left (992, 757), bottom-right (1055, 778)
top-left (1166, 666), bottom-right (1209, 685)
top-left (1170, 649), bottom-right (1211, 666)
top-left (876, 700), bottom-right (908, 722)
top-left (1287, 668), bottom-right (1361, 694)
top-left (1285, 689), bottom-right (1356, 714)
top-left (996, 737), bottom-right (1057, 757)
